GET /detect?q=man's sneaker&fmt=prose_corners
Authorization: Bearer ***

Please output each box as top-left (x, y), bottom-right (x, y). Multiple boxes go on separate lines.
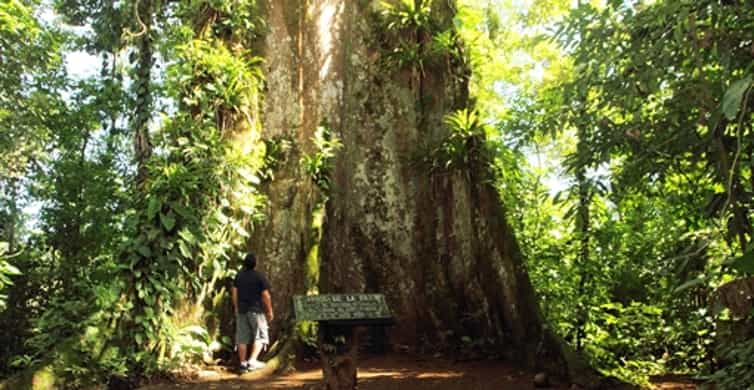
top-left (248, 360), bottom-right (266, 370)
top-left (239, 362), bottom-right (250, 374)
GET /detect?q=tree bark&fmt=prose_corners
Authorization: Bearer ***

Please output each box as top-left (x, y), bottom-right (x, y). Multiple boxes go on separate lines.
top-left (250, 0), bottom-right (322, 340)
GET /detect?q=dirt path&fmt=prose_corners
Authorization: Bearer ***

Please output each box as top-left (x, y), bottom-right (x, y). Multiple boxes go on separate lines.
top-left (139, 353), bottom-right (698, 390)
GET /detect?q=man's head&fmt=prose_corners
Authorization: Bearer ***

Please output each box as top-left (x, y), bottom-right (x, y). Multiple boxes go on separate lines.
top-left (243, 252), bottom-right (257, 270)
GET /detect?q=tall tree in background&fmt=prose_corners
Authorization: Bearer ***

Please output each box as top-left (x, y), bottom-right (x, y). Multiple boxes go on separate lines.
top-left (534, 0), bottom-right (754, 385)
top-left (0, 0), bottom-right (64, 249)
top-left (557, 0), bottom-right (754, 258)
top-left (0, 0), bottom-right (67, 372)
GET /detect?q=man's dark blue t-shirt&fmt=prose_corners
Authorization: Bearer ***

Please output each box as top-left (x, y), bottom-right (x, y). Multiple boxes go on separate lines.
top-left (234, 269), bottom-right (271, 314)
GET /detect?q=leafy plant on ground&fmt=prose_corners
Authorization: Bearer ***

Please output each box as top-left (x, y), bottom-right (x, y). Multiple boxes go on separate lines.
top-left (167, 325), bottom-right (227, 366)
top-left (704, 334), bottom-right (754, 389)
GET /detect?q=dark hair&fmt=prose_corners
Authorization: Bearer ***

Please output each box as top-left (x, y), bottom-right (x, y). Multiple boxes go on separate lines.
top-left (243, 252), bottom-right (257, 270)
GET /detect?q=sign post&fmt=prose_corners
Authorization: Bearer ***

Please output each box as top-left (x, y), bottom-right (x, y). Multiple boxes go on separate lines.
top-left (293, 294), bottom-right (393, 390)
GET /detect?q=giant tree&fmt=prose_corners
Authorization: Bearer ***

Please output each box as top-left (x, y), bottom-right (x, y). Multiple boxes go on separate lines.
top-left (250, 0), bottom-right (601, 386)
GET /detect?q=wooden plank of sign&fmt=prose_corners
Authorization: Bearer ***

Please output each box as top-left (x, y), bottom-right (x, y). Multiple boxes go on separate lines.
top-left (293, 294), bottom-right (393, 325)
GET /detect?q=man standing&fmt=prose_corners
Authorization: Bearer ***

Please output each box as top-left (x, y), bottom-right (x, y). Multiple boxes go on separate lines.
top-left (232, 252), bottom-right (274, 373)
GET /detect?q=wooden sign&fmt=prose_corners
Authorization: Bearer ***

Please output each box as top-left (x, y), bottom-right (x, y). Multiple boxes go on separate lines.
top-left (293, 294), bottom-right (393, 325)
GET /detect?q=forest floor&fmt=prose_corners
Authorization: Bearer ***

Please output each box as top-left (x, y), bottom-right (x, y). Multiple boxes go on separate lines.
top-left (138, 353), bottom-right (700, 390)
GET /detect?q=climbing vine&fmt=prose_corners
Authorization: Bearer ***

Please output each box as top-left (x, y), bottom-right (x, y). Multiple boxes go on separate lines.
top-left (0, 242), bottom-right (20, 311)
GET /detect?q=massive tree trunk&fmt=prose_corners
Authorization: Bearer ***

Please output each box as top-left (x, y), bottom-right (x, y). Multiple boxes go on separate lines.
top-left (256, 0), bottom-right (600, 386)
top-left (249, 0), bottom-right (322, 341)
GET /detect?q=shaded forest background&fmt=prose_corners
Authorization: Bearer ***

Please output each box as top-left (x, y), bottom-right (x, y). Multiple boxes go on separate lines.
top-left (1, 0), bottom-right (753, 388)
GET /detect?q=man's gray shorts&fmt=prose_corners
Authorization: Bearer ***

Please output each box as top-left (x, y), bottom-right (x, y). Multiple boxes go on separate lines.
top-left (236, 312), bottom-right (269, 345)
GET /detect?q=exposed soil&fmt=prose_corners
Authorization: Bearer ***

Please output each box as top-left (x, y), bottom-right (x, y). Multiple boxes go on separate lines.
top-left (649, 375), bottom-right (700, 390)
top-left (138, 353), bottom-right (699, 390)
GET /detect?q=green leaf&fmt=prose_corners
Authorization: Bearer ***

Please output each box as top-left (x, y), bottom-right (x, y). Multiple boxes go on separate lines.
top-left (215, 210), bottom-right (228, 224)
top-left (147, 275), bottom-right (161, 289)
top-left (137, 245), bottom-right (152, 258)
top-left (146, 227), bottom-right (160, 241)
top-left (170, 202), bottom-right (193, 220)
top-left (160, 213), bottom-right (176, 231)
top-left (178, 240), bottom-right (192, 259)
top-left (727, 249), bottom-right (754, 275)
top-left (178, 229), bottom-right (196, 244)
top-left (238, 167), bottom-right (259, 184)
top-left (673, 276), bottom-right (707, 293)
top-left (1, 262), bottom-right (21, 276)
top-left (147, 196), bottom-right (161, 220)
top-left (722, 74), bottom-right (753, 120)
top-left (182, 325), bottom-right (209, 338)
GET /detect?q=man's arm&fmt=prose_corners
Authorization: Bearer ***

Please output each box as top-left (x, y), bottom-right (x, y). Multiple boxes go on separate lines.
top-left (261, 289), bottom-right (273, 322)
top-left (232, 287), bottom-right (239, 315)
